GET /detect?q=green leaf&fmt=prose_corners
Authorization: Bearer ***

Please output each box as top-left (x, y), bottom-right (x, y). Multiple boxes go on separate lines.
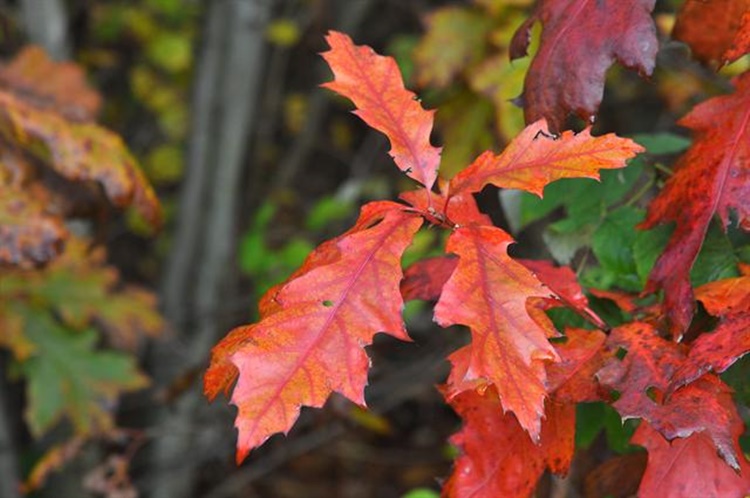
top-left (591, 207), bottom-right (643, 291)
top-left (631, 132), bottom-right (691, 155)
top-left (402, 489), bottom-right (440, 498)
top-left (691, 221), bottom-right (740, 286)
top-left (576, 402), bottom-right (638, 453)
top-left (633, 224), bottom-right (672, 285)
top-left (19, 311), bottom-right (147, 436)
top-left (305, 196), bottom-right (355, 232)
top-left (146, 32), bottom-right (192, 73)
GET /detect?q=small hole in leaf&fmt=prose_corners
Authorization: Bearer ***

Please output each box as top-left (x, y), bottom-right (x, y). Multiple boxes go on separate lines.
top-left (610, 390), bottom-right (621, 401)
top-left (646, 386), bottom-right (659, 402)
top-left (549, 336), bottom-right (569, 344)
top-left (322, 300), bottom-right (334, 307)
top-left (615, 347), bottom-right (628, 360)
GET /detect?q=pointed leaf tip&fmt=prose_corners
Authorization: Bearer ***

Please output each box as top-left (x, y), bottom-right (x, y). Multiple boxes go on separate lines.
top-left (321, 31), bottom-right (441, 190)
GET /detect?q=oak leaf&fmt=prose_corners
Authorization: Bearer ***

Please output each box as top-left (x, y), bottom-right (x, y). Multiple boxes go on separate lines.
top-left (435, 225), bottom-right (558, 440)
top-left (546, 328), bottom-right (608, 403)
top-left (673, 0), bottom-right (750, 68)
top-left (520, 259), bottom-right (607, 329)
top-left (510, 0), bottom-right (658, 132)
top-left (597, 322), bottom-right (744, 469)
top-left (633, 422), bottom-right (750, 498)
top-left (321, 31), bottom-right (441, 190)
top-left (400, 255), bottom-right (457, 302)
top-left (695, 272), bottom-right (750, 316)
top-left (664, 275), bottom-right (750, 386)
top-left (205, 202), bottom-right (421, 462)
top-left (16, 310), bottom-right (148, 436)
top-left (0, 91), bottom-right (161, 227)
top-left (0, 237), bottom-right (164, 350)
top-left (444, 386), bottom-right (575, 497)
top-left (640, 72), bottom-right (750, 337)
top-left (448, 119), bottom-right (644, 197)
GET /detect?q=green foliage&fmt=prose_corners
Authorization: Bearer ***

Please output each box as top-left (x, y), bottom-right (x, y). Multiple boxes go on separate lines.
top-left (19, 314), bottom-right (147, 436)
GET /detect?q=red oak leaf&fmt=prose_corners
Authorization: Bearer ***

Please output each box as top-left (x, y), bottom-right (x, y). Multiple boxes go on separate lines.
top-left (663, 276), bottom-right (750, 386)
top-left (400, 256), bottom-right (457, 302)
top-left (443, 387), bottom-right (575, 498)
top-left (596, 322), bottom-right (684, 420)
top-left (448, 120), bottom-right (644, 197)
top-left (321, 31), bottom-right (441, 190)
top-left (673, 0), bottom-right (750, 68)
top-left (598, 323), bottom-right (744, 468)
top-left (520, 259), bottom-right (607, 330)
top-left (725, 11), bottom-right (750, 63)
top-left (547, 328), bottom-right (608, 403)
top-left (640, 72), bottom-right (750, 338)
top-left (633, 422), bottom-right (750, 498)
top-left (670, 313), bottom-right (750, 390)
top-left (205, 201), bottom-right (421, 462)
top-left (435, 225), bottom-right (559, 440)
top-left (510, 0), bottom-right (658, 132)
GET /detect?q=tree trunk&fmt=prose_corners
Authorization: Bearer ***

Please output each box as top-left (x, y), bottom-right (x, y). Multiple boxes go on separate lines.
top-left (19, 0), bottom-right (70, 60)
top-left (150, 1), bottom-right (276, 497)
top-left (0, 366), bottom-right (21, 498)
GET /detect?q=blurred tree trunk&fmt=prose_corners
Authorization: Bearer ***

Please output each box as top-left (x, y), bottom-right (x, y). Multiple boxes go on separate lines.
top-left (0, 364), bottom-right (20, 498)
top-left (150, 0), bottom-right (276, 496)
top-left (19, 0), bottom-right (70, 59)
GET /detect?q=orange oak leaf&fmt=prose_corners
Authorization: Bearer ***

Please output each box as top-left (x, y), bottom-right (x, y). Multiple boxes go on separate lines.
top-left (321, 31), bottom-right (441, 190)
top-left (444, 386), bottom-right (575, 497)
top-left (695, 273), bottom-right (750, 316)
top-left (435, 225), bottom-right (559, 440)
top-left (633, 422), bottom-right (750, 498)
top-left (597, 323), bottom-right (743, 469)
top-left (0, 91), bottom-right (161, 228)
top-left (206, 201), bottom-right (406, 401)
top-left (673, 0), bottom-right (750, 68)
top-left (205, 202), bottom-right (422, 462)
top-left (448, 119), bottom-right (644, 197)
top-left (510, 0), bottom-right (658, 132)
top-left (640, 72), bottom-right (750, 337)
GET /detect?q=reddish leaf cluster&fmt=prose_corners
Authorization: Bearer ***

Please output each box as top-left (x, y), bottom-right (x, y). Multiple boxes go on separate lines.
top-left (207, 6), bottom-right (750, 493)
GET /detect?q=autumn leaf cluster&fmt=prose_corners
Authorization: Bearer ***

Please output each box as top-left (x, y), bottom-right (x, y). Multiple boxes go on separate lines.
top-left (204, 1), bottom-right (750, 495)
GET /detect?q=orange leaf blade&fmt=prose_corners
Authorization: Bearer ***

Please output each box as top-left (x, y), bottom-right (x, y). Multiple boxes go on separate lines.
top-left (444, 387), bottom-right (575, 497)
top-left (321, 31), bottom-right (441, 190)
top-left (449, 119), bottom-right (644, 197)
top-left (435, 226), bottom-right (559, 439)
top-left (205, 203), bottom-right (422, 462)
